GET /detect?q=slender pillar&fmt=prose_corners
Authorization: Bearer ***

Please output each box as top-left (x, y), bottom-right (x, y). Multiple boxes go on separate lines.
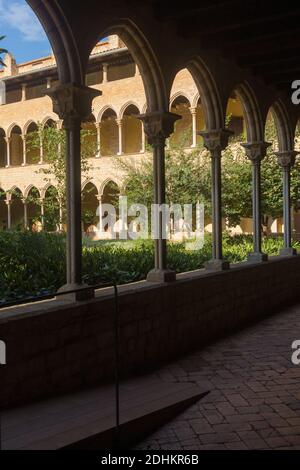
top-left (59, 199), bottom-right (63, 232)
top-left (22, 198), bottom-right (28, 230)
top-left (95, 122), bottom-right (101, 158)
top-left (97, 195), bottom-right (103, 233)
top-left (39, 135), bottom-right (44, 164)
top-left (241, 142), bottom-right (271, 263)
top-left (140, 122), bottom-right (146, 153)
top-left (116, 119), bottom-right (124, 155)
top-left (47, 83), bottom-right (101, 300)
top-left (199, 129), bottom-right (232, 271)
top-left (138, 111), bottom-right (181, 282)
top-left (103, 63), bottom-right (108, 83)
top-left (21, 84), bottom-right (26, 102)
top-left (39, 198), bottom-right (45, 230)
top-left (21, 134), bottom-right (26, 166)
top-left (275, 150), bottom-right (298, 256)
top-left (5, 199), bottom-right (11, 229)
top-left (5, 137), bottom-right (10, 168)
top-left (190, 107), bottom-right (197, 148)
top-left (46, 77), bottom-right (52, 89)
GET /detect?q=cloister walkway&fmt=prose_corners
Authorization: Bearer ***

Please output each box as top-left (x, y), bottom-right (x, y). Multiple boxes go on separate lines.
top-left (136, 304), bottom-right (300, 450)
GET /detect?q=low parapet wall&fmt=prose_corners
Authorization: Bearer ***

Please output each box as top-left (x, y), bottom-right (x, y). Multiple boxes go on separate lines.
top-left (1, 255), bottom-right (300, 408)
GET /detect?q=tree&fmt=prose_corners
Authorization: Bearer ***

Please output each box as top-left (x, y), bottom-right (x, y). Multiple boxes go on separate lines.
top-left (115, 122), bottom-right (300, 231)
top-left (25, 123), bottom-right (97, 229)
top-left (0, 36), bottom-right (8, 67)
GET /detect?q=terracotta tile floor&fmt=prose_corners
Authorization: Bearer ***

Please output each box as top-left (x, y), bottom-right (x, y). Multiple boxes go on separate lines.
top-left (136, 304), bottom-right (300, 450)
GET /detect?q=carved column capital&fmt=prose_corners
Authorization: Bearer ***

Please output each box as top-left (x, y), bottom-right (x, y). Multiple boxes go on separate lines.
top-left (198, 129), bottom-right (233, 155)
top-left (46, 84), bottom-right (101, 129)
top-left (241, 141), bottom-right (271, 164)
top-left (138, 111), bottom-right (181, 146)
top-left (275, 150), bottom-right (298, 169)
top-left (189, 106), bottom-right (197, 116)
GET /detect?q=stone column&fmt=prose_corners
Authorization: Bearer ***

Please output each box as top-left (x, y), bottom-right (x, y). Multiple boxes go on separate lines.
top-left (97, 195), bottom-right (103, 233)
top-left (21, 134), bottom-right (26, 166)
top-left (5, 137), bottom-right (11, 168)
top-left (275, 150), bottom-right (298, 256)
top-left (21, 84), bottom-right (27, 102)
top-left (47, 83), bottom-right (101, 300)
top-left (95, 122), bottom-right (101, 158)
top-left (138, 111), bottom-right (181, 282)
top-left (190, 107), bottom-right (197, 148)
top-left (103, 63), bottom-right (108, 83)
top-left (39, 198), bottom-right (45, 230)
top-left (140, 122), bottom-right (146, 153)
top-left (46, 77), bottom-right (52, 89)
top-left (5, 199), bottom-right (11, 229)
top-left (58, 199), bottom-right (63, 232)
top-left (241, 141), bottom-right (271, 262)
top-left (199, 129), bottom-right (232, 271)
top-left (39, 135), bottom-right (44, 164)
top-left (116, 119), bottom-right (124, 155)
top-left (22, 198), bottom-right (28, 230)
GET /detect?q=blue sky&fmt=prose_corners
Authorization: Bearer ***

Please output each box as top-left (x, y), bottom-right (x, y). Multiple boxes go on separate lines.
top-left (0, 0), bottom-right (51, 64)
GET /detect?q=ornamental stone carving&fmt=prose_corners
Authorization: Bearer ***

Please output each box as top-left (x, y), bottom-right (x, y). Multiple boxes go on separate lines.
top-left (46, 84), bottom-right (101, 127)
top-left (275, 150), bottom-right (298, 168)
top-left (198, 129), bottom-right (233, 155)
top-left (138, 111), bottom-right (181, 146)
top-left (241, 141), bottom-right (271, 164)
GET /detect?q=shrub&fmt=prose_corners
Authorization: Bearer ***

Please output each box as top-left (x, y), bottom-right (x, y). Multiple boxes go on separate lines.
top-left (0, 232), bottom-right (299, 304)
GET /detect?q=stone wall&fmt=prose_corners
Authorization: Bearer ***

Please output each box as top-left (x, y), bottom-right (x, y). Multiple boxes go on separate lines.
top-left (1, 255), bottom-right (300, 408)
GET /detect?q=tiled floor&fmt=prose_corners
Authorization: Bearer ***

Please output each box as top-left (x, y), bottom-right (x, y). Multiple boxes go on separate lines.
top-left (136, 304), bottom-right (300, 450)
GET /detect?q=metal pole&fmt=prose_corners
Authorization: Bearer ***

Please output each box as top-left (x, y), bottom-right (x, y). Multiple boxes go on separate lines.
top-left (113, 284), bottom-right (120, 449)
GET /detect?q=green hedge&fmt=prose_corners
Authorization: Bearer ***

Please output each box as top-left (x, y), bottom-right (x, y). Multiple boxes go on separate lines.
top-left (0, 232), bottom-right (299, 304)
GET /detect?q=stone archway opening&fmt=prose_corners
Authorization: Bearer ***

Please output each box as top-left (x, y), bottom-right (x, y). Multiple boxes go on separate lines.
top-left (26, 122), bottom-right (39, 165)
top-left (10, 126), bottom-right (23, 166)
top-left (101, 180), bottom-right (120, 237)
top-left (0, 188), bottom-right (6, 230)
top-left (27, 186), bottom-right (41, 231)
top-left (44, 186), bottom-right (60, 232)
top-left (81, 115), bottom-right (97, 159)
top-left (170, 95), bottom-right (192, 148)
top-left (100, 108), bottom-right (118, 156)
top-left (11, 188), bottom-right (24, 229)
top-left (226, 91), bottom-right (246, 142)
top-left (0, 129), bottom-right (7, 168)
top-left (82, 182), bottom-right (98, 233)
top-left (123, 104), bottom-right (142, 154)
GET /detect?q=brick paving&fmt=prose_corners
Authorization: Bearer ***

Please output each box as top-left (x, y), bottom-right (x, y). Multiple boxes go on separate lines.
top-left (135, 304), bottom-right (300, 450)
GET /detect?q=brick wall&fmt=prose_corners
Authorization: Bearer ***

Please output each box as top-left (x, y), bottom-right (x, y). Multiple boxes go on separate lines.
top-left (1, 255), bottom-right (300, 408)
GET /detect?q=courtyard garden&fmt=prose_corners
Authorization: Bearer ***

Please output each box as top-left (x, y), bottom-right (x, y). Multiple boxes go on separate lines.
top-left (0, 231), bottom-right (299, 305)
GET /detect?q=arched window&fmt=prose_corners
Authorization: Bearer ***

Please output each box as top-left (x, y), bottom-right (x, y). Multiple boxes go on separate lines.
top-left (10, 126), bottom-right (23, 166)
top-left (100, 108), bottom-right (118, 156)
top-left (82, 182), bottom-right (98, 231)
top-left (26, 122), bottom-right (39, 165)
top-left (122, 104), bottom-right (142, 154)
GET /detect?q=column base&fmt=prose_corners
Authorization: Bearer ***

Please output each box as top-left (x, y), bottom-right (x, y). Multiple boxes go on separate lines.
top-left (205, 259), bottom-right (230, 271)
top-left (147, 268), bottom-right (176, 283)
top-left (56, 283), bottom-right (95, 302)
top-left (247, 252), bottom-right (268, 263)
top-left (280, 247), bottom-right (297, 257)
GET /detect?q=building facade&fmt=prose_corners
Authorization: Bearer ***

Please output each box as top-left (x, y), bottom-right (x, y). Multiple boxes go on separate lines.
top-left (0, 35), bottom-right (291, 235)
